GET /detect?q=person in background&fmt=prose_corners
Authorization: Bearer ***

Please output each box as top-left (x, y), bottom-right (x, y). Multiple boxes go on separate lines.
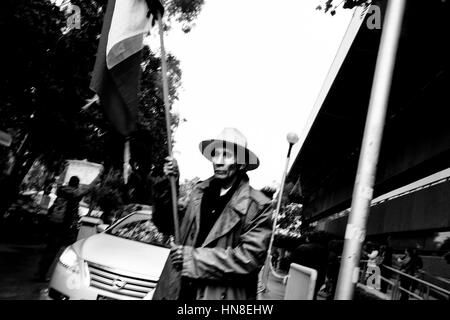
top-left (397, 247), bottom-right (420, 300)
top-left (36, 175), bottom-right (99, 281)
top-left (279, 250), bottom-right (293, 272)
top-left (271, 249), bottom-right (280, 270)
top-left (290, 231), bottom-right (329, 300)
top-left (360, 243), bottom-right (370, 280)
top-left (379, 244), bottom-right (393, 293)
top-left (363, 242), bottom-right (380, 289)
top-left (409, 247), bottom-right (424, 295)
top-left (326, 239), bottom-right (342, 300)
top-left (367, 243), bottom-right (380, 268)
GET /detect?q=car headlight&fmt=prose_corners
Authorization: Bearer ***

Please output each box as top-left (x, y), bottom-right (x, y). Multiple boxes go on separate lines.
top-left (59, 246), bottom-right (79, 269)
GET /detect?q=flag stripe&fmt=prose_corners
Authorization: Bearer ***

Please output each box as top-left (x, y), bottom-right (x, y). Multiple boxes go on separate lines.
top-left (106, 0), bottom-right (153, 69)
top-left (90, 0), bottom-right (115, 97)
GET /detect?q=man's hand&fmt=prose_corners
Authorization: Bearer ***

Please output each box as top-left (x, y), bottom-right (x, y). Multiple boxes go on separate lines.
top-left (170, 244), bottom-right (183, 271)
top-left (163, 156), bottom-right (179, 180)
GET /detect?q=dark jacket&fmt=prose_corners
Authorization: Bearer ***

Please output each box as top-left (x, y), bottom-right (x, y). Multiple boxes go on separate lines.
top-left (399, 255), bottom-right (422, 275)
top-left (152, 175), bottom-right (273, 300)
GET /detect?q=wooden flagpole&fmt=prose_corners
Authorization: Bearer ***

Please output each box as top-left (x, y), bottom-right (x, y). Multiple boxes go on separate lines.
top-left (123, 138), bottom-right (131, 184)
top-left (157, 13), bottom-right (180, 244)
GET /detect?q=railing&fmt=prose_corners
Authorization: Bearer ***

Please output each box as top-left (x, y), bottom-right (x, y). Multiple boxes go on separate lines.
top-left (259, 256), bottom-right (450, 300)
top-left (360, 262), bottom-right (450, 300)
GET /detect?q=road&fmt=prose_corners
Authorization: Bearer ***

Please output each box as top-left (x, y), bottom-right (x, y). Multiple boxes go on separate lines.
top-left (0, 243), bottom-right (50, 300)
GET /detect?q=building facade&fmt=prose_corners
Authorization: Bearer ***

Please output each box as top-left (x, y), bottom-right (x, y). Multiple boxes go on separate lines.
top-left (287, 0), bottom-right (450, 281)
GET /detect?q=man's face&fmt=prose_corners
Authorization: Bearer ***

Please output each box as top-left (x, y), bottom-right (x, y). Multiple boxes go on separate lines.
top-left (211, 147), bottom-right (243, 181)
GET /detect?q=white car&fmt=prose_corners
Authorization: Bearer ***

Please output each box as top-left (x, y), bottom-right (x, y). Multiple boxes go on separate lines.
top-left (48, 209), bottom-right (171, 300)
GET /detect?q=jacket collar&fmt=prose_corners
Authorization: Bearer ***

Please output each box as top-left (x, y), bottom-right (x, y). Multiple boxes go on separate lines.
top-left (196, 174), bottom-right (251, 248)
top-left (196, 174), bottom-right (250, 216)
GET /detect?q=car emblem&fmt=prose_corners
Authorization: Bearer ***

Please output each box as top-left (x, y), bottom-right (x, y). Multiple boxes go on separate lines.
top-left (112, 277), bottom-right (127, 290)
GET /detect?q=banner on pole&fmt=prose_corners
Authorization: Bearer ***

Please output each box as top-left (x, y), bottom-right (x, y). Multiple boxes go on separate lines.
top-left (90, 0), bottom-right (164, 136)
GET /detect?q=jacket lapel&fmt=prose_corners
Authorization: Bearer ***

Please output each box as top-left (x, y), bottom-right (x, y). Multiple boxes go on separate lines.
top-left (181, 177), bottom-right (213, 245)
top-left (181, 195), bottom-right (201, 245)
top-left (201, 177), bottom-right (250, 248)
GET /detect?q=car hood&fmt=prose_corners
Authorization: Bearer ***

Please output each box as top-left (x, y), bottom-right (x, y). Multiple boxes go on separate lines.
top-left (74, 233), bottom-right (170, 281)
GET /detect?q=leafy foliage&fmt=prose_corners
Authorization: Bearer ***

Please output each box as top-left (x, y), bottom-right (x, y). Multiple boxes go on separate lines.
top-left (316, 0), bottom-right (373, 15)
top-left (178, 176), bottom-right (200, 210)
top-left (277, 203), bottom-right (303, 234)
top-left (0, 0), bottom-right (204, 212)
top-left (164, 0), bottom-right (205, 32)
top-left (20, 160), bottom-right (51, 192)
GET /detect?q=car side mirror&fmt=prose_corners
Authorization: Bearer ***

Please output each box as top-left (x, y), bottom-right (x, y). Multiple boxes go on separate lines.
top-left (96, 224), bottom-right (109, 233)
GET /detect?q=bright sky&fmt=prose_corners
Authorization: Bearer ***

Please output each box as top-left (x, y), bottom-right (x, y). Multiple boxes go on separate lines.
top-left (149, 0), bottom-right (355, 189)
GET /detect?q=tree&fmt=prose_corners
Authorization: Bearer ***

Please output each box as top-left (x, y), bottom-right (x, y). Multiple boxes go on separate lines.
top-left (164, 0), bottom-right (205, 33)
top-left (316, 0), bottom-right (374, 15)
top-left (277, 203), bottom-right (303, 234)
top-left (0, 0), bottom-right (66, 213)
top-left (178, 176), bottom-right (200, 210)
top-left (0, 0), bottom-right (204, 212)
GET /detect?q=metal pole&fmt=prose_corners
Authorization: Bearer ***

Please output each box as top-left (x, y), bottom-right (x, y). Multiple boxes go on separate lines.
top-left (158, 13), bottom-right (180, 244)
top-left (261, 133), bottom-right (299, 291)
top-left (335, 0), bottom-right (406, 300)
top-left (123, 138), bottom-right (131, 184)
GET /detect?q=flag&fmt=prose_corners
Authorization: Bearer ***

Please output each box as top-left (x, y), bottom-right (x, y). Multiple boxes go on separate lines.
top-left (90, 0), bottom-right (164, 136)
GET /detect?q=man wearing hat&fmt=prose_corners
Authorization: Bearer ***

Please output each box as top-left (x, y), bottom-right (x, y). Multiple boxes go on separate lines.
top-left (152, 128), bottom-right (273, 300)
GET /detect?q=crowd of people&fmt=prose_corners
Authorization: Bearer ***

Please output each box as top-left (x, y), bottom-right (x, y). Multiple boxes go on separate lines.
top-left (361, 242), bottom-right (424, 299)
top-left (270, 231), bottom-right (343, 300)
top-left (271, 231), bottom-right (427, 300)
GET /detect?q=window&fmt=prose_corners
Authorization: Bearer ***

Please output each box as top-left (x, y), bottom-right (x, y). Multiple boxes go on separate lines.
top-left (107, 213), bottom-right (170, 248)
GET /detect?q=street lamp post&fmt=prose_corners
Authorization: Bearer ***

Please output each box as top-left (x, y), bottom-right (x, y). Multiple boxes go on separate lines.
top-left (260, 132), bottom-right (299, 293)
top-left (158, 13), bottom-right (180, 244)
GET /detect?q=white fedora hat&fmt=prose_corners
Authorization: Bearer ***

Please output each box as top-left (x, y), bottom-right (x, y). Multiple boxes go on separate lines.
top-left (199, 128), bottom-right (260, 171)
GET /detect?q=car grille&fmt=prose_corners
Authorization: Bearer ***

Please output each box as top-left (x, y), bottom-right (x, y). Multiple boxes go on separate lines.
top-left (87, 261), bottom-right (157, 299)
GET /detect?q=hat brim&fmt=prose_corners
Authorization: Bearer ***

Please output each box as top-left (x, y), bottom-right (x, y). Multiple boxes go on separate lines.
top-left (199, 139), bottom-right (260, 171)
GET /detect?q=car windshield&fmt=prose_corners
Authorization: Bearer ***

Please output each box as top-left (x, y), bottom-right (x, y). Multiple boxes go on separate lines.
top-left (107, 213), bottom-right (170, 248)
